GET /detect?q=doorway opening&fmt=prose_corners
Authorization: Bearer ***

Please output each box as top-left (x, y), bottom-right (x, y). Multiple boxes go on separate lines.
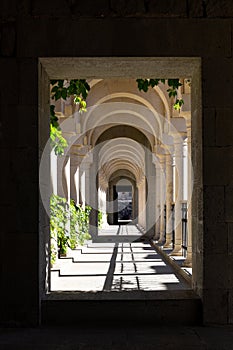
top-left (117, 179), bottom-right (133, 223)
top-left (39, 57), bottom-right (202, 299)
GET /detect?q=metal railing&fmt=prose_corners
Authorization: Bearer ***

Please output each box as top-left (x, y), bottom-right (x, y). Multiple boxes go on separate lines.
top-left (163, 202), bottom-right (187, 255)
top-left (181, 202), bottom-right (188, 257)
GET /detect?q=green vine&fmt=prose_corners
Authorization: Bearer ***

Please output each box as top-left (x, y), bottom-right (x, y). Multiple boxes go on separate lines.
top-left (50, 79), bottom-right (90, 156)
top-left (50, 78), bottom-right (186, 156)
top-left (50, 194), bottom-right (98, 264)
top-left (136, 78), bottom-right (184, 111)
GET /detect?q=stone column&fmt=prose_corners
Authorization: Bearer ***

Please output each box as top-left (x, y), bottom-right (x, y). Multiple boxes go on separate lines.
top-left (50, 149), bottom-right (57, 195)
top-left (164, 151), bottom-right (174, 247)
top-left (80, 154), bottom-right (93, 207)
top-left (145, 147), bottom-right (156, 238)
top-left (153, 159), bottom-right (161, 240)
top-left (183, 119), bottom-right (192, 266)
top-left (158, 156), bottom-right (166, 243)
top-left (171, 137), bottom-right (183, 255)
top-left (137, 177), bottom-right (146, 230)
top-left (70, 162), bottom-right (80, 205)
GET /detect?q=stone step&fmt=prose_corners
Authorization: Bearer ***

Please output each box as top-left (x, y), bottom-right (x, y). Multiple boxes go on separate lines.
top-left (42, 291), bottom-right (202, 326)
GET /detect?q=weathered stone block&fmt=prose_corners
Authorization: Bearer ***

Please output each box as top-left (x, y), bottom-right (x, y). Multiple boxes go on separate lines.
top-left (17, 105), bottom-right (38, 148)
top-left (0, 21), bottom-right (16, 56)
top-left (203, 147), bottom-right (233, 185)
top-left (204, 223), bottom-right (228, 253)
top-left (188, 0), bottom-right (203, 17)
top-left (229, 256), bottom-right (233, 288)
top-left (202, 58), bottom-right (233, 108)
top-left (229, 289), bottom-right (233, 324)
top-left (111, 0), bottom-right (145, 16)
top-left (204, 254), bottom-right (229, 289)
top-left (17, 18), bottom-right (231, 57)
top-left (0, 59), bottom-right (18, 104)
top-left (203, 108), bottom-right (215, 147)
top-left (203, 288), bottom-right (228, 324)
top-left (0, 105), bottom-right (18, 147)
top-left (69, 0), bottom-right (110, 16)
top-left (0, 0), bottom-right (17, 19)
top-left (32, 0), bottom-right (71, 16)
top-left (225, 187), bottom-right (233, 222)
top-left (228, 223), bottom-right (233, 255)
top-left (216, 109), bottom-right (233, 147)
top-left (19, 59), bottom-right (38, 105)
top-left (203, 186), bottom-right (224, 222)
top-left (206, 0), bottom-right (233, 17)
top-left (145, 0), bottom-right (187, 17)
top-left (12, 148), bottom-right (38, 182)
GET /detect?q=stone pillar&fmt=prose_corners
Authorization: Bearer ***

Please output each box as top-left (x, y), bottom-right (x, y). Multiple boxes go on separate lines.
top-left (164, 151), bottom-right (173, 247)
top-left (145, 147), bottom-right (156, 238)
top-left (70, 162), bottom-right (79, 205)
top-left (79, 157), bottom-right (92, 208)
top-left (183, 119), bottom-right (192, 266)
top-left (138, 177), bottom-right (146, 230)
top-left (89, 150), bottom-right (98, 239)
top-left (50, 149), bottom-right (57, 195)
top-left (158, 156), bottom-right (166, 243)
top-left (153, 159), bottom-right (161, 240)
top-left (171, 137), bottom-right (184, 255)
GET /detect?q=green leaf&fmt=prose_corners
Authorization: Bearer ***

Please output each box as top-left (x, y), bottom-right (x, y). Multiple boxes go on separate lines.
top-left (61, 88), bottom-right (67, 100)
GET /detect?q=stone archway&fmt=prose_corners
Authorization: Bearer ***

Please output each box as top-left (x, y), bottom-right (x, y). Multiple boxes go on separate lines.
top-left (90, 124), bottom-right (155, 239)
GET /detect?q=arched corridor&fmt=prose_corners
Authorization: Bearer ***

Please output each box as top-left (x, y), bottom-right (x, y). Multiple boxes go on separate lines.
top-left (49, 76), bottom-right (194, 293)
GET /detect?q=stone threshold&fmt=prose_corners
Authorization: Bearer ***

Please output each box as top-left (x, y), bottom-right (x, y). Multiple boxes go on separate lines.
top-left (150, 240), bottom-right (192, 286)
top-left (43, 289), bottom-right (198, 301)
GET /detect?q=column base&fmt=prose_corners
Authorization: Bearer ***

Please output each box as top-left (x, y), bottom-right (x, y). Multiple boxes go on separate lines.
top-left (163, 241), bottom-right (173, 248)
top-left (170, 247), bottom-right (183, 256)
top-left (157, 233), bottom-right (165, 244)
top-left (182, 257), bottom-right (192, 267)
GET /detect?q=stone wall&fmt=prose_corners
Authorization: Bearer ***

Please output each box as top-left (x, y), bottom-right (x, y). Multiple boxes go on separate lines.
top-left (0, 0), bottom-right (233, 325)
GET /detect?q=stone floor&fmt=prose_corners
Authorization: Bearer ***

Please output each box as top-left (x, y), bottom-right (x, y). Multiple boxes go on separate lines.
top-left (51, 231), bottom-right (191, 292)
top-left (1, 325), bottom-right (233, 349)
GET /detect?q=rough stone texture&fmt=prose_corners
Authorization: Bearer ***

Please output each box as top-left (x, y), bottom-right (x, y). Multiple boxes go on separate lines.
top-left (204, 186), bottom-right (224, 222)
top-left (0, 21), bottom-right (16, 56)
top-left (202, 58), bottom-right (233, 108)
top-left (0, 59), bottom-right (18, 104)
top-left (203, 108), bottom-right (215, 147)
top-left (204, 254), bottom-right (229, 289)
top-left (206, 0), bottom-right (233, 17)
top-left (204, 148), bottom-right (233, 185)
top-left (17, 18), bottom-right (231, 58)
top-left (216, 109), bottom-right (233, 147)
top-left (225, 187), bottom-right (233, 222)
top-left (31, 0), bottom-right (71, 16)
top-left (230, 289), bottom-right (233, 324)
top-left (203, 289), bottom-right (228, 324)
top-left (111, 0), bottom-right (146, 16)
top-left (144, 0), bottom-right (187, 17)
top-left (0, 0), bottom-right (233, 328)
top-left (229, 223), bottom-right (233, 255)
top-left (188, 0), bottom-right (204, 17)
top-left (0, 0), bottom-right (17, 19)
top-left (204, 223), bottom-right (228, 254)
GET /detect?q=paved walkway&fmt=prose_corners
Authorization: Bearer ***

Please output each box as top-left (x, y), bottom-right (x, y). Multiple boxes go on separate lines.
top-left (51, 227), bottom-right (191, 292)
top-left (1, 325), bottom-right (233, 350)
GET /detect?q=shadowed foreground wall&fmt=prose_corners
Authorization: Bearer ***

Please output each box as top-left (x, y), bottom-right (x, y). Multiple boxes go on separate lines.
top-left (0, 0), bottom-right (233, 325)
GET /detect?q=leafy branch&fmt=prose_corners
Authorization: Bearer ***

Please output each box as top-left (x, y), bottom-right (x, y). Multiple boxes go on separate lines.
top-left (50, 79), bottom-right (90, 155)
top-left (136, 78), bottom-right (184, 111)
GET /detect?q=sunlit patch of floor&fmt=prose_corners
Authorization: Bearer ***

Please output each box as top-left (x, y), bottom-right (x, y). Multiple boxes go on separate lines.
top-left (51, 229), bottom-right (191, 292)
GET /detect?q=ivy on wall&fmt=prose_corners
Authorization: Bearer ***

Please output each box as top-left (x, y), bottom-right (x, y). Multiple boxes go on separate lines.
top-left (50, 194), bottom-right (103, 265)
top-left (50, 79), bottom-right (90, 155)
